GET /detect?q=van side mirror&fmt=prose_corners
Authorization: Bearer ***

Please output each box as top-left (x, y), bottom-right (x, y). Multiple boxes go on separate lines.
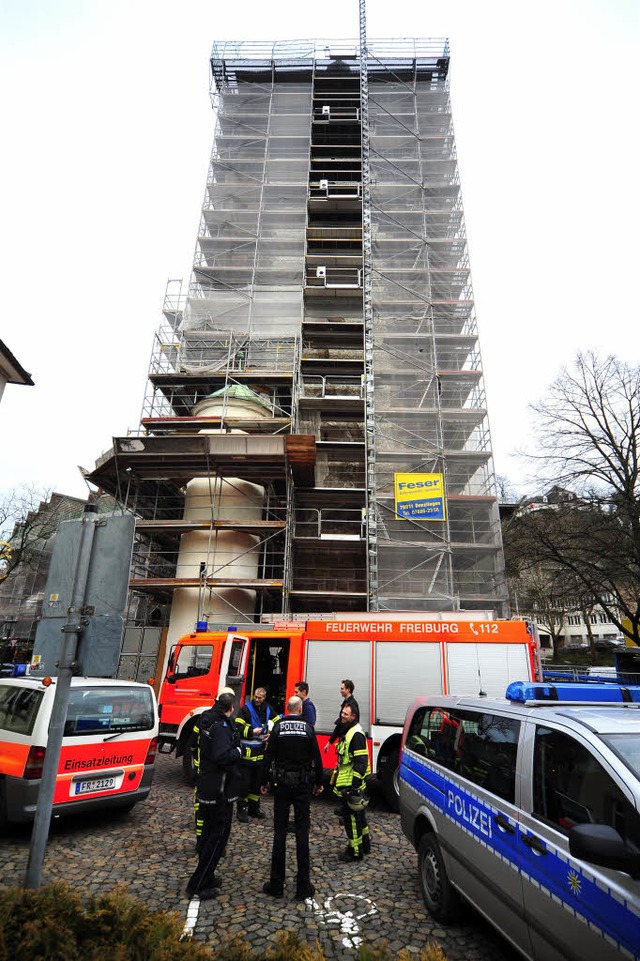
top-left (569, 823), bottom-right (640, 878)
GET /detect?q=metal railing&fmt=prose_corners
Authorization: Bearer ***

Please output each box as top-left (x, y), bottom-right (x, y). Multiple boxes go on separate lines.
top-left (293, 508), bottom-right (366, 540)
top-left (299, 375), bottom-right (363, 399)
top-left (307, 266), bottom-right (362, 288)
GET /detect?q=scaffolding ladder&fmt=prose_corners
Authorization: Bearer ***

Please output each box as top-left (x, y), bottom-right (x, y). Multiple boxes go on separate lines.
top-left (359, 0), bottom-right (378, 611)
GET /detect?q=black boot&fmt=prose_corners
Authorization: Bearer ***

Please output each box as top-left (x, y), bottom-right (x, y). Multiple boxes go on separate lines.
top-left (237, 800), bottom-right (249, 823)
top-left (248, 802), bottom-right (266, 820)
top-left (262, 881), bottom-right (283, 898)
top-left (296, 883), bottom-right (315, 901)
top-left (338, 845), bottom-right (363, 862)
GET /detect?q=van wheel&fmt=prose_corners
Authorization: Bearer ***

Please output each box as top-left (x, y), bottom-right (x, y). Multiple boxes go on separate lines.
top-left (0, 784), bottom-right (8, 834)
top-left (418, 833), bottom-right (461, 923)
top-left (381, 749), bottom-right (400, 812)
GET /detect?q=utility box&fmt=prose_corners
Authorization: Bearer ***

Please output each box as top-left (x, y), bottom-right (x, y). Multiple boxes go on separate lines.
top-left (31, 513), bottom-right (135, 677)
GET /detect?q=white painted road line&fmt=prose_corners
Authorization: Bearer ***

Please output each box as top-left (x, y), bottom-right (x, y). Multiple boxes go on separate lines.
top-left (180, 897), bottom-right (201, 941)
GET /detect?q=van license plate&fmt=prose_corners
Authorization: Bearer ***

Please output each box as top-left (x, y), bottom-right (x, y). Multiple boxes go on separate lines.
top-left (75, 777), bottom-right (116, 795)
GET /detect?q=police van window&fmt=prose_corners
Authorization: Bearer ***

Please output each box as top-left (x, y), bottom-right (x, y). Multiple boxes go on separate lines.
top-left (600, 732), bottom-right (640, 781)
top-left (173, 644), bottom-right (213, 680)
top-left (406, 706), bottom-right (520, 803)
top-left (406, 706), bottom-right (463, 766)
top-left (405, 706), bottom-right (428, 751)
top-left (532, 727), bottom-right (640, 847)
top-left (0, 685), bottom-right (43, 736)
top-left (63, 686), bottom-right (155, 737)
top-left (455, 711), bottom-right (520, 802)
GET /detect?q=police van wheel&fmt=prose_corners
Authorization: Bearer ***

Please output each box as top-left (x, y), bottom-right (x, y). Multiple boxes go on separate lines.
top-left (0, 784), bottom-right (7, 834)
top-left (418, 833), bottom-right (460, 923)
top-left (381, 749), bottom-right (400, 812)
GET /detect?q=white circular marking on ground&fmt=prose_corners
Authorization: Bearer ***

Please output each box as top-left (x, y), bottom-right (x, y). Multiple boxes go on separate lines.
top-left (312, 892), bottom-right (378, 948)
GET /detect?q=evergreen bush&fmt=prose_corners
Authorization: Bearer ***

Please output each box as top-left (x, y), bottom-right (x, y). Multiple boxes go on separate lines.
top-left (0, 885), bottom-right (447, 961)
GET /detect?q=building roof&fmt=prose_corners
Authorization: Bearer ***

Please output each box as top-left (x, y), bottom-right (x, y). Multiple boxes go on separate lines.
top-left (0, 340), bottom-right (34, 386)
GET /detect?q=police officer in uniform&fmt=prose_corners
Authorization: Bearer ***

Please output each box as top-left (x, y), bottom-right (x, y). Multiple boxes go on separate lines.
top-left (334, 702), bottom-right (371, 861)
top-left (260, 695), bottom-right (323, 900)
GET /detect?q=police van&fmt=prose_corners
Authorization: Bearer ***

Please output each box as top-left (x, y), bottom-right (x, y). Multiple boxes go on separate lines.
top-left (0, 675), bottom-right (159, 829)
top-left (399, 681), bottom-right (640, 961)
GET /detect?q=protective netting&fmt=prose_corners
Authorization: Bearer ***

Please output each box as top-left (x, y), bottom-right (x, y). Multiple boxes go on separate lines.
top-left (367, 77), bottom-right (504, 609)
top-left (138, 39), bottom-right (507, 615)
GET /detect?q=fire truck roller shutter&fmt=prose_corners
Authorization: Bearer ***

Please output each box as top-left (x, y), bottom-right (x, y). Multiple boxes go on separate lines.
top-left (372, 641), bottom-right (444, 812)
top-left (374, 642), bottom-right (443, 725)
top-left (446, 643), bottom-right (531, 697)
top-left (305, 641), bottom-right (371, 735)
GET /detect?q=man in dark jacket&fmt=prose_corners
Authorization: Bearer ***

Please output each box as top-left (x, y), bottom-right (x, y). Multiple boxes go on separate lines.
top-left (294, 681), bottom-right (316, 728)
top-left (324, 679), bottom-right (359, 754)
top-left (260, 695), bottom-right (323, 901)
top-left (186, 691), bottom-right (242, 899)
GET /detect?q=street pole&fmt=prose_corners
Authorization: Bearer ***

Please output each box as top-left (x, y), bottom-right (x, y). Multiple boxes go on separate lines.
top-left (24, 505), bottom-right (99, 889)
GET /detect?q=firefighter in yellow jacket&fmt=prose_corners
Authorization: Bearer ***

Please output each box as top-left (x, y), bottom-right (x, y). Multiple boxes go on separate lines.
top-left (333, 701), bottom-right (371, 861)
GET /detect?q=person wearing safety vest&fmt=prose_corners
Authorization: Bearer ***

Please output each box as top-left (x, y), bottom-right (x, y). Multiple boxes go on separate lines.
top-left (333, 701), bottom-right (371, 861)
top-left (234, 686), bottom-right (278, 822)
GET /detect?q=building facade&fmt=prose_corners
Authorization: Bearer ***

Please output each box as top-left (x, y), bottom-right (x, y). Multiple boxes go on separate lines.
top-left (88, 38), bottom-right (508, 650)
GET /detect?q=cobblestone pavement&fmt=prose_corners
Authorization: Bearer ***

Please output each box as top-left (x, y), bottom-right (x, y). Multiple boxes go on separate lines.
top-left (1, 754), bottom-right (519, 961)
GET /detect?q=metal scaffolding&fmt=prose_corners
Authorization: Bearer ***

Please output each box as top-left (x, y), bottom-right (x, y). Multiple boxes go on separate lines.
top-left (88, 35), bottom-right (509, 626)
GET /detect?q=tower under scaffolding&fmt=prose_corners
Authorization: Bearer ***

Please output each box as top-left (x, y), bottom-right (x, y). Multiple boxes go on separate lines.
top-left (88, 35), bottom-right (509, 653)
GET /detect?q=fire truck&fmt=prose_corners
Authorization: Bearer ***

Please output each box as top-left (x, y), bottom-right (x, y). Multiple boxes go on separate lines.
top-left (157, 612), bottom-right (541, 809)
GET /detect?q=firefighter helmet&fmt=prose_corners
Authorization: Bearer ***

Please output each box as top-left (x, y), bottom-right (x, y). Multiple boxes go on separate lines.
top-left (346, 791), bottom-right (370, 812)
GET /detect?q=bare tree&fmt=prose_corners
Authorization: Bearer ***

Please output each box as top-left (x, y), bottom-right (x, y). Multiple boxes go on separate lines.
top-left (496, 474), bottom-right (519, 502)
top-left (503, 511), bottom-right (574, 658)
top-left (0, 485), bottom-right (53, 582)
top-left (513, 352), bottom-right (640, 644)
top-left (515, 566), bottom-right (569, 655)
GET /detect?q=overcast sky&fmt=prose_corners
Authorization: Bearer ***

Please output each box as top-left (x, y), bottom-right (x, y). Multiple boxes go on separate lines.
top-left (1, 0), bottom-right (637, 502)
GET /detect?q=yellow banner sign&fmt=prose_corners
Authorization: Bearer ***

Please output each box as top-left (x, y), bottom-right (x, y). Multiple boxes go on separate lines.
top-left (394, 473), bottom-right (446, 522)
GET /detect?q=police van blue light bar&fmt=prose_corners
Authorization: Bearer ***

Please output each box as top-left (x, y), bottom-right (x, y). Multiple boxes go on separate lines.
top-left (506, 680), bottom-right (640, 704)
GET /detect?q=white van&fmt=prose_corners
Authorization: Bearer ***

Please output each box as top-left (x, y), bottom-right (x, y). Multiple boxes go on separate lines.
top-left (399, 681), bottom-right (640, 961)
top-left (0, 676), bottom-right (159, 828)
